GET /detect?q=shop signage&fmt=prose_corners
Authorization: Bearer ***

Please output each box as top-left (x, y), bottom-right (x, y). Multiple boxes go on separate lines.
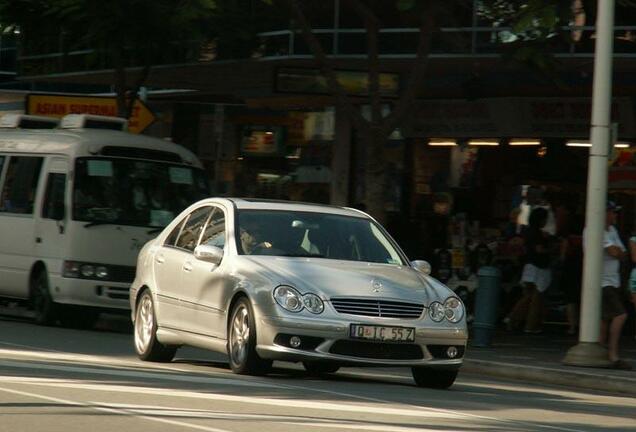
top-left (25, 93), bottom-right (156, 134)
top-left (404, 97), bottom-right (636, 139)
top-left (609, 148), bottom-right (636, 189)
top-left (276, 68), bottom-right (400, 97)
top-left (240, 126), bottom-right (285, 156)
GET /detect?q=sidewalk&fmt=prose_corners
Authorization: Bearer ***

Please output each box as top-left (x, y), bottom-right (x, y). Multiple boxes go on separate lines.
top-left (462, 328), bottom-right (636, 396)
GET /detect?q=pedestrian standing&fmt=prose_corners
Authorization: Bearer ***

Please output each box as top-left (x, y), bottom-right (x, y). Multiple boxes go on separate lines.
top-left (587, 201), bottom-right (632, 369)
top-left (506, 207), bottom-right (552, 333)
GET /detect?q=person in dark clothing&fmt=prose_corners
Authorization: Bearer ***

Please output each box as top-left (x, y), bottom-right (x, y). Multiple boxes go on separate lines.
top-left (505, 207), bottom-right (552, 333)
top-left (560, 216), bottom-right (584, 335)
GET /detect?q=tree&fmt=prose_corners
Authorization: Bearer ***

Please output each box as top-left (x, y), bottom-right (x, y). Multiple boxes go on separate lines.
top-left (274, 0), bottom-right (453, 223)
top-left (0, 0), bottom-right (216, 119)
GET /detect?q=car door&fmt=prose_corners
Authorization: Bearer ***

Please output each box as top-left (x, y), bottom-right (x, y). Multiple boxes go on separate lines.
top-left (34, 158), bottom-right (70, 286)
top-left (179, 205), bottom-right (228, 338)
top-left (159, 205), bottom-right (212, 332)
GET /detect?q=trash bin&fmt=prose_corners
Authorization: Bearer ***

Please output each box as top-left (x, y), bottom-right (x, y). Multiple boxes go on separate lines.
top-left (472, 266), bottom-right (501, 347)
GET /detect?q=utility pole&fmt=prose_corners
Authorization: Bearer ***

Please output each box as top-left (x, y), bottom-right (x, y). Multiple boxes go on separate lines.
top-left (563, 0), bottom-right (615, 367)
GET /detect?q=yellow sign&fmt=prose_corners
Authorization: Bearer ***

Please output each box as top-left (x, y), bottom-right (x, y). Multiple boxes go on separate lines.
top-left (26, 93), bottom-right (155, 134)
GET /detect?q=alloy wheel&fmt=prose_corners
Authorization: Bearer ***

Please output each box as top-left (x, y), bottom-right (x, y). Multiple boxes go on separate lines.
top-left (230, 305), bottom-right (250, 366)
top-left (135, 294), bottom-right (154, 355)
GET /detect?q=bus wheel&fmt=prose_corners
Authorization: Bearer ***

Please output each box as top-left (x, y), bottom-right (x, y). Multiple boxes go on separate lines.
top-left (31, 270), bottom-right (59, 326)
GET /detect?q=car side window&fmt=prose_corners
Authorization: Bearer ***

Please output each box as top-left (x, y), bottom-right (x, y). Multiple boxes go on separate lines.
top-left (165, 218), bottom-right (186, 246)
top-left (175, 206), bottom-right (212, 252)
top-left (199, 207), bottom-right (226, 249)
top-left (0, 156), bottom-right (43, 215)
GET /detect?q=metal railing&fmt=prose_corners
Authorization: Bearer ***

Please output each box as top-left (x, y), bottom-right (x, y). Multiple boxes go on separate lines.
top-left (256, 26), bottom-right (636, 59)
top-left (13, 25), bottom-right (636, 78)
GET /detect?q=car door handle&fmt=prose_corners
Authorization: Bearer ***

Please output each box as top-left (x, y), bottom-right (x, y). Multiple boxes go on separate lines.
top-left (155, 255), bottom-right (165, 264)
top-left (183, 261), bottom-right (193, 272)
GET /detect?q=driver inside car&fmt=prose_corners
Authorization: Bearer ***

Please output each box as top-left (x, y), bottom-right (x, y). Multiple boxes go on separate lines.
top-left (240, 223), bottom-right (272, 254)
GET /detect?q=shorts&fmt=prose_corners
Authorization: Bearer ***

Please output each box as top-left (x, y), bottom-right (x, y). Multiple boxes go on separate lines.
top-left (629, 268), bottom-right (636, 294)
top-left (520, 263), bottom-right (551, 293)
top-left (602, 286), bottom-right (626, 320)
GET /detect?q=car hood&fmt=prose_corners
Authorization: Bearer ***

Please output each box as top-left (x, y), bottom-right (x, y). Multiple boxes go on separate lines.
top-left (240, 256), bottom-right (454, 305)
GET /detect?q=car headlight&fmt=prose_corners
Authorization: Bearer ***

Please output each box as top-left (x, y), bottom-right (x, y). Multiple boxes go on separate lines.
top-left (96, 266), bottom-right (109, 279)
top-left (429, 301), bottom-right (445, 322)
top-left (273, 285), bottom-right (304, 313)
top-left (80, 264), bottom-right (95, 278)
top-left (444, 297), bottom-right (464, 323)
top-left (302, 293), bottom-right (324, 314)
top-left (62, 261), bottom-right (118, 281)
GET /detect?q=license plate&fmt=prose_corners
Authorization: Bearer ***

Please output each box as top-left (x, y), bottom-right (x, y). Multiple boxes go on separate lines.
top-left (350, 324), bottom-right (415, 342)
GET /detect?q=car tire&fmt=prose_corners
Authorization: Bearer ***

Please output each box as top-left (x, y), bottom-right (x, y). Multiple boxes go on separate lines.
top-left (411, 367), bottom-right (458, 389)
top-left (31, 270), bottom-right (59, 326)
top-left (134, 290), bottom-right (176, 362)
top-left (302, 361), bottom-right (340, 375)
top-left (227, 297), bottom-right (272, 375)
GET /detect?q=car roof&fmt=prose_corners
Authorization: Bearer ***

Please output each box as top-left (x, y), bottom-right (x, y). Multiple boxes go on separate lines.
top-left (215, 198), bottom-right (368, 218)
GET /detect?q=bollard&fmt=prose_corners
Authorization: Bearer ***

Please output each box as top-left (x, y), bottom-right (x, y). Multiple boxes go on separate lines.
top-left (472, 266), bottom-right (501, 347)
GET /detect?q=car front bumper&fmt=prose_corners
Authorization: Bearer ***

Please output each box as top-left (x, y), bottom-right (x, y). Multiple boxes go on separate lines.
top-left (256, 314), bottom-right (467, 367)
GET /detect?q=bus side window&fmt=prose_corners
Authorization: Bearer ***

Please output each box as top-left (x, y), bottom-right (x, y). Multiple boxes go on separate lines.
top-left (0, 156), bottom-right (43, 215)
top-left (42, 173), bottom-right (67, 220)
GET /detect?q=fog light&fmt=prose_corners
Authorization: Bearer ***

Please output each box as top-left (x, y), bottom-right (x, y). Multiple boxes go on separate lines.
top-left (289, 336), bottom-right (302, 348)
top-left (447, 346), bottom-right (458, 358)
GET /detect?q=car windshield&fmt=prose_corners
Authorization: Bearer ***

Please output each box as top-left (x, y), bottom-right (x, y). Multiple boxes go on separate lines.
top-left (73, 157), bottom-right (209, 227)
top-left (236, 209), bottom-right (405, 265)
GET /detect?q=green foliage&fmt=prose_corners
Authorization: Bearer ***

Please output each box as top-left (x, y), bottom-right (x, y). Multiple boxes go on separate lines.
top-left (0, 0), bottom-right (216, 63)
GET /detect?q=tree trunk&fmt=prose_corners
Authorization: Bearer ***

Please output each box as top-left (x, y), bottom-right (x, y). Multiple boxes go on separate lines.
top-left (364, 129), bottom-right (387, 225)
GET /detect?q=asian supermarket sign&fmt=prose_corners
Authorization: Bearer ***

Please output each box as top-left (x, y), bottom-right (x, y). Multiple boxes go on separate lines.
top-left (25, 93), bottom-right (155, 134)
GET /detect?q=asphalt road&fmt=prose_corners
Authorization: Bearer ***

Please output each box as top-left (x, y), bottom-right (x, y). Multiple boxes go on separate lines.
top-left (0, 313), bottom-right (635, 432)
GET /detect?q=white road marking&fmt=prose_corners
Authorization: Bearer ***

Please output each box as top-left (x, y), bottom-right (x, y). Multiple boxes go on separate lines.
top-left (1, 375), bottom-right (467, 420)
top-left (0, 343), bottom-right (592, 432)
top-left (92, 402), bottom-right (462, 431)
top-left (0, 386), bottom-right (235, 432)
top-left (0, 359), bottom-right (275, 388)
top-left (283, 421), bottom-right (466, 432)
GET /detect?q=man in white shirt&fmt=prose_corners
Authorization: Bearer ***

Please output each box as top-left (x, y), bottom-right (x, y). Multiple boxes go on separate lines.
top-left (596, 201), bottom-right (630, 369)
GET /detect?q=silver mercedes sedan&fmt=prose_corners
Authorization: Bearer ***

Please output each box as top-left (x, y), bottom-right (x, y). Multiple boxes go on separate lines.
top-left (130, 198), bottom-right (467, 388)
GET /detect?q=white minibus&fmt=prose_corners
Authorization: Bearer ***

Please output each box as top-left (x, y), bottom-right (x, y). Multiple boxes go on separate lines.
top-left (0, 114), bottom-right (209, 327)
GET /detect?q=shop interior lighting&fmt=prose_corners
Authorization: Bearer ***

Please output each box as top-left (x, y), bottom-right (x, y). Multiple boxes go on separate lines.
top-left (566, 140), bottom-right (631, 148)
top-left (468, 139), bottom-right (499, 146)
top-left (566, 140), bottom-right (591, 147)
top-left (509, 139), bottom-right (541, 146)
top-left (428, 139), bottom-right (457, 146)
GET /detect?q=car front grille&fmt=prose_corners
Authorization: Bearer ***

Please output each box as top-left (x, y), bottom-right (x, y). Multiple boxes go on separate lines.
top-left (330, 340), bottom-right (423, 360)
top-left (330, 298), bottom-right (424, 319)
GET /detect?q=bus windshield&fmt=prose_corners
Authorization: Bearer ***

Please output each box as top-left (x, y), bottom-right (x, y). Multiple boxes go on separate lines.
top-left (73, 157), bottom-right (209, 227)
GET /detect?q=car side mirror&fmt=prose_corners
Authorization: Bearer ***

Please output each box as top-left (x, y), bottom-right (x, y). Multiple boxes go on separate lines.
top-left (194, 244), bottom-right (223, 265)
top-left (411, 260), bottom-right (431, 275)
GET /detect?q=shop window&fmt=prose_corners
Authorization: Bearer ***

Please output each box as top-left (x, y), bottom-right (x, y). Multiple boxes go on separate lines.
top-left (42, 173), bottom-right (66, 219)
top-left (0, 156), bottom-right (43, 215)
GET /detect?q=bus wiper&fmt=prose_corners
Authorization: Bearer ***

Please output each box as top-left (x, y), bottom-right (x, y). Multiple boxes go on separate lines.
top-left (83, 221), bottom-right (117, 228)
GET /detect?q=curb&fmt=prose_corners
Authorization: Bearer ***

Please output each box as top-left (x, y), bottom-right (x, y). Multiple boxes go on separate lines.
top-left (462, 359), bottom-right (636, 396)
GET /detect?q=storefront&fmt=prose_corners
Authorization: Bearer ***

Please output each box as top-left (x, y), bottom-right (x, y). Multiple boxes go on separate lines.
top-left (218, 107), bottom-right (336, 203)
